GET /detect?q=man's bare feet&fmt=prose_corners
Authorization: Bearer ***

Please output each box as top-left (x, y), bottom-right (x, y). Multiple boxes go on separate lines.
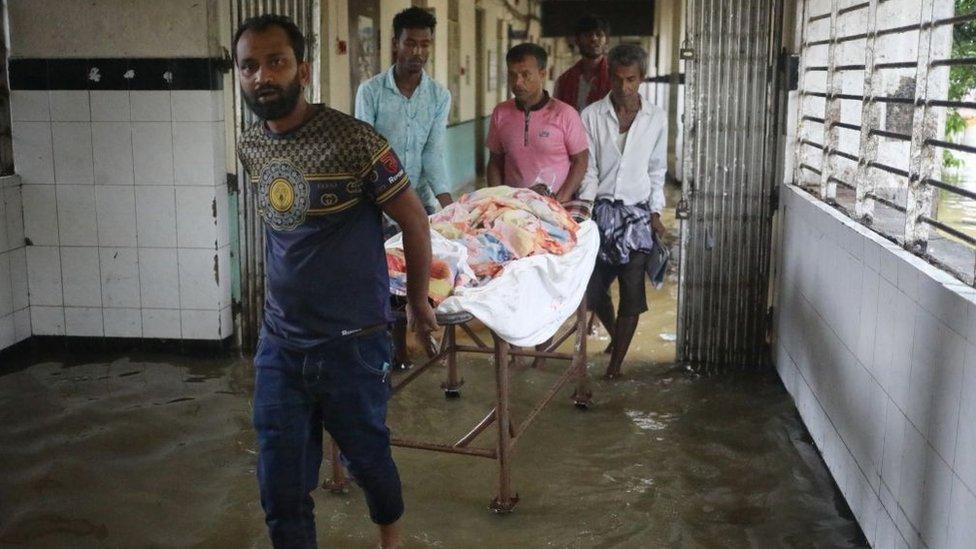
top-left (603, 367), bottom-right (623, 380)
top-left (379, 521), bottom-right (402, 548)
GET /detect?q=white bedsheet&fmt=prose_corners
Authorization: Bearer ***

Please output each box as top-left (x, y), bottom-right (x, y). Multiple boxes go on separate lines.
top-left (386, 220), bottom-right (599, 347)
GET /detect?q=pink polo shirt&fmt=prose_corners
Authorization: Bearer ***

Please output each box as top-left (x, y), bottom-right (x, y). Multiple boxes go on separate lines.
top-left (486, 95), bottom-right (588, 193)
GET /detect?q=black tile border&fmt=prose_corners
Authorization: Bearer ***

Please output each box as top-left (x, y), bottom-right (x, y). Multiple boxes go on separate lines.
top-left (9, 57), bottom-right (225, 91)
top-left (0, 335), bottom-right (237, 376)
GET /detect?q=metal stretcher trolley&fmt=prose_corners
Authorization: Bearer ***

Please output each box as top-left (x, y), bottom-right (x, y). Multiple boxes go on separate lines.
top-left (326, 301), bottom-right (594, 512)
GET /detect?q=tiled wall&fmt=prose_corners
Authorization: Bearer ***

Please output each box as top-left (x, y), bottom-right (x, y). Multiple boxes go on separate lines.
top-left (9, 89), bottom-right (232, 340)
top-left (775, 184), bottom-right (976, 548)
top-left (0, 175), bottom-right (30, 350)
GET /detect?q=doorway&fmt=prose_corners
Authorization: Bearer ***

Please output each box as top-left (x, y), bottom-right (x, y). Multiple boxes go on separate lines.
top-left (348, 0), bottom-right (381, 111)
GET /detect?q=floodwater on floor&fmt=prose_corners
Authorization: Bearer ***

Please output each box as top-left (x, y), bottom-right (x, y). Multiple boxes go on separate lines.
top-left (0, 196), bottom-right (865, 548)
top-left (0, 340), bottom-right (866, 548)
top-left (0, 311), bottom-right (865, 547)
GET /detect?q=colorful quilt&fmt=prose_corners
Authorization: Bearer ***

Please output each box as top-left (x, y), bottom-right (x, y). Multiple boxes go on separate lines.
top-left (387, 186), bottom-right (580, 303)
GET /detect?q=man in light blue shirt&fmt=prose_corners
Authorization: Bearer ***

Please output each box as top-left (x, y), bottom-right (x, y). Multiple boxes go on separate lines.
top-left (356, 6), bottom-right (452, 214)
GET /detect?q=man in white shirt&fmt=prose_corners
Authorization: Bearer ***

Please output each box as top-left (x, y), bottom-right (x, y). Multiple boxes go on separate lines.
top-left (578, 44), bottom-right (667, 379)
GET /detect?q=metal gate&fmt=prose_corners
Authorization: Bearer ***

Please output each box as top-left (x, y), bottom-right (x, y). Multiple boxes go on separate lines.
top-left (230, 0), bottom-right (320, 351)
top-left (677, 0), bottom-right (786, 368)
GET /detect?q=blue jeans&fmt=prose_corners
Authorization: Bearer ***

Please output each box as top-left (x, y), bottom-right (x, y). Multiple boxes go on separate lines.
top-left (253, 330), bottom-right (403, 549)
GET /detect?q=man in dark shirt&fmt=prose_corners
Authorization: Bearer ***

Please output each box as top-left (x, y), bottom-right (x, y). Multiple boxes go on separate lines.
top-left (553, 15), bottom-right (611, 112)
top-left (234, 14), bottom-right (436, 549)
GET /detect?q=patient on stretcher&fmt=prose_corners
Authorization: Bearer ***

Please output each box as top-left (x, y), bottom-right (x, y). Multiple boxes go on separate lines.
top-left (386, 186), bottom-right (581, 302)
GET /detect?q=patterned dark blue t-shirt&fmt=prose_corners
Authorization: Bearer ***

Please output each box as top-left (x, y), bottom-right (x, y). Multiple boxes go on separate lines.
top-left (237, 105), bottom-right (410, 350)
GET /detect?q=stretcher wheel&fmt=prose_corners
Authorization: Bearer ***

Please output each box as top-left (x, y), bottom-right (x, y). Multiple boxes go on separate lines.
top-left (441, 378), bottom-right (464, 399)
top-left (572, 389), bottom-right (593, 410)
top-left (489, 494), bottom-right (519, 513)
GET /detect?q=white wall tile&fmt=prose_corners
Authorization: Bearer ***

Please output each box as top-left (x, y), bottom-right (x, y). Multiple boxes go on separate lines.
top-left (918, 447), bottom-right (953, 549)
top-left (215, 187), bottom-right (229, 248)
top-left (954, 288), bottom-right (976, 340)
top-left (855, 268), bottom-right (879, 373)
top-left (866, 380), bottom-right (888, 492)
top-left (906, 312), bottom-right (965, 463)
top-left (104, 307), bottom-right (142, 338)
top-left (876, 506), bottom-right (902, 549)
top-left (130, 91), bottom-right (172, 121)
top-left (61, 247), bottom-right (101, 307)
top-left (863, 239), bottom-right (883, 273)
top-left (217, 245), bottom-right (232, 309)
top-left (0, 313), bottom-right (14, 350)
top-left (0, 188), bottom-right (8, 252)
top-left (781, 187), bottom-right (976, 548)
top-left (92, 122), bottom-right (134, 186)
top-left (897, 421), bottom-right (927, 534)
top-left (135, 186), bottom-right (176, 247)
top-left (896, 254), bottom-right (922, 303)
top-left (4, 186), bottom-right (25, 251)
top-left (211, 91), bottom-right (225, 121)
top-left (879, 244), bottom-right (901, 285)
top-left (176, 185), bottom-right (217, 248)
top-left (132, 122), bottom-right (174, 185)
top-left (873, 280), bottom-right (915, 411)
top-left (95, 186), bottom-right (137, 247)
top-left (0, 252), bottom-right (11, 316)
top-left (172, 90), bottom-right (219, 122)
top-left (181, 309), bottom-right (220, 339)
top-left (9, 248), bottom-right (28, 310)
top-left (142, 308), bottom-right (180, 339)
top-left (10, 90), bottom-right (50, 121)
top-left (22, 185), bottom-right (58, 246)
top-left (848, 456), bottom-right (877, 535)
top-left (138, 248), bottom-right (179, 309)
top-left (99, 247), bottom-right (140, 308)
top-left (955, 345), bottom-right (976, 494)
top-left (966, 292), bottom-right (976, 346)
top-left (49, 90), bottom-right (90, 122)
top-left (880, 397), bottom-right (908, 496)
top-left (26, 246), bottom-right (62, 306)
top-left (64, 307), bottom-right (103, 337)
top-left (835, 220), bottom-right (864, 259)
top-left (52, 122), bottom-right (94, 184)
top-left (90, 91), bottom-right (130, 122)
top-left (918, 276), bottom-right (973, 339)
top-left (219, 305), bottom-right (232, 339)
top-left (30, 305), bottom-right (64, 335)
top-left (12, 121), bottom-right (55, 184)
top-left (947, 480), bottom-right (976, 549)
top-left (212, 121), bottom-right (227, 184)
top-left (56, 185), bottom-right (98, 246)
top-left (178, 248), bottom-right (219, 310)
top-left (172, 122), bottom-right (215, 185)
top-left (777, 346), bottom-right (799, 398)
top-left (13, 308), bottom-right (31, 341)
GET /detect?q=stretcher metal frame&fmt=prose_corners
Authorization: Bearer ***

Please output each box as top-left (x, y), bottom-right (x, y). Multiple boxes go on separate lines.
top-left (324, 300), bottom-right (594, 513)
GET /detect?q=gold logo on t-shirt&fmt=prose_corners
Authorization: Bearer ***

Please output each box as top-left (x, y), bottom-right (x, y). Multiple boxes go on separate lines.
top-left (269, 178), bottom-right (295, 212)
